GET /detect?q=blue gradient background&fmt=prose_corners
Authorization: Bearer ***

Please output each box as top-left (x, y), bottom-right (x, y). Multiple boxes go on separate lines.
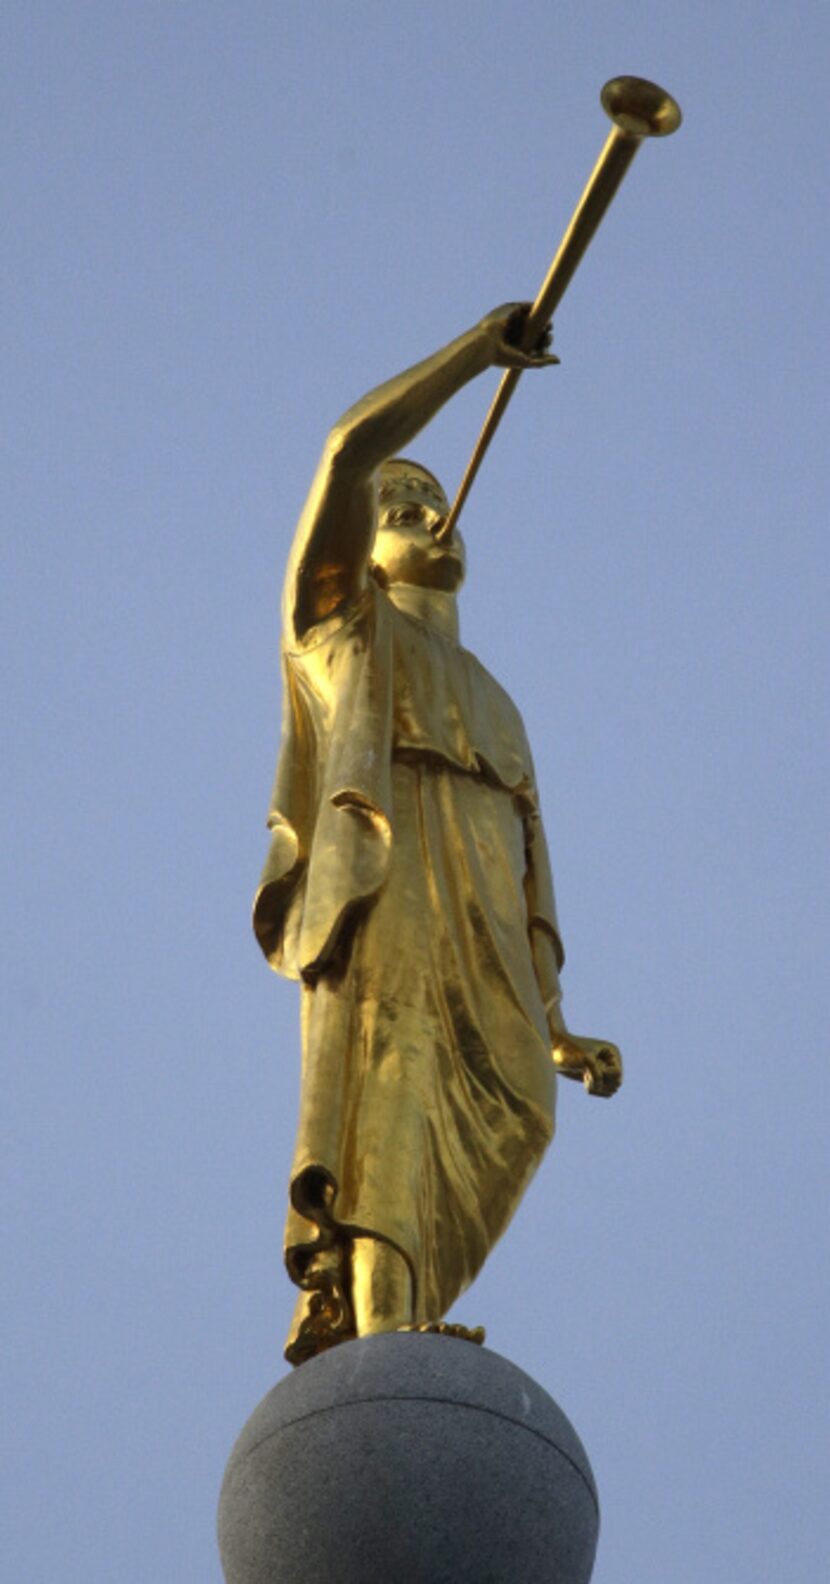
top-left (3, 4), bottom-right (827, 1579)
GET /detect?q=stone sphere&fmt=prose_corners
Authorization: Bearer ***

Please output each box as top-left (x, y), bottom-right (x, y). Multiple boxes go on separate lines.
top-left (218, 1332), bottom-right (599, 1583)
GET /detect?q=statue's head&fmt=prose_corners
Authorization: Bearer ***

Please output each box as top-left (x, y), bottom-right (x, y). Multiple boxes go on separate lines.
top-left (371, 458), bottom-right (466, 593)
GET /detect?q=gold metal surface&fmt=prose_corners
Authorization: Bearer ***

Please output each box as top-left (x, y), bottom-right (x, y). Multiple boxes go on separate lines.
top-left (254, 77), bottom-right (680, 1363)
top-left (437, 75), bottom-right (681, 541)
top-left (256, 296), bottom-right (625, 1365)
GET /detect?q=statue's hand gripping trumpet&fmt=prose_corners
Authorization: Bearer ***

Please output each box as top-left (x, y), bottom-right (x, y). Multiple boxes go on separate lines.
top-left (254, 78), bottom-right (679, 1367)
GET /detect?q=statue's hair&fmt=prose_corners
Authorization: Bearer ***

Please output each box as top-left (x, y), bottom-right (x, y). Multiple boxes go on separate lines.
top-left (378, 456), bottom-right (449, 511)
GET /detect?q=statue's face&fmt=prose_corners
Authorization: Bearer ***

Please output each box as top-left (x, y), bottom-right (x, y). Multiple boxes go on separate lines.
top-left (373, 485), bottom-right (466, 592)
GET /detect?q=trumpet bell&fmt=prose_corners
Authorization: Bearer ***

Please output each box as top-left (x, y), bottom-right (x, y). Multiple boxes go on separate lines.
top-left (601, 76), bottom-right (682, 138)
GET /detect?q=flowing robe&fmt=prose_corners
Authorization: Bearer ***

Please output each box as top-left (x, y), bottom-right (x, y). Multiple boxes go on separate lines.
top-left (254, 582), bottom-right (565, 1362)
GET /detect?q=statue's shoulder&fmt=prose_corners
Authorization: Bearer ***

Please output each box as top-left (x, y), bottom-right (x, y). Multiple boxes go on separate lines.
top-left (460, 638), bottom-right (524, 715)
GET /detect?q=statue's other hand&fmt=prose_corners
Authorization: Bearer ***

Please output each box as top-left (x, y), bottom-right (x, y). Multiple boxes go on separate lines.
top-left (552, 1033), bottom-right (623, 1098)
top-left (478, 302), bottom-right (560, 370)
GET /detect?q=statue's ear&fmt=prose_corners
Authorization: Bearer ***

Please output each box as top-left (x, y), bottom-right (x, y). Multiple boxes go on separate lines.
top-left (369, 561), bottom-right (390, 591)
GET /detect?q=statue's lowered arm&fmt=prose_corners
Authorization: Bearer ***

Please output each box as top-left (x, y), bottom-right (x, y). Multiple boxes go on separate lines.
top-left (524, 807), bottom-right (623, 1100)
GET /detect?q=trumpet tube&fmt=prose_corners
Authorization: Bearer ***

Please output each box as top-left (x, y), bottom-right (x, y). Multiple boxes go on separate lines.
top-left (437, 77), bottom-right (681, 542)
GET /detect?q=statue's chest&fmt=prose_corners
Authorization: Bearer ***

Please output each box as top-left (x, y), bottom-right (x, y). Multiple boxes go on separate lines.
top-left (391, 617), bottom-right (532, 795)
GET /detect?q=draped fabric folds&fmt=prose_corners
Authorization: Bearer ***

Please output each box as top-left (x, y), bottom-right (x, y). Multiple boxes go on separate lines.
top-left (254, 584), bottom-right (564, 1363)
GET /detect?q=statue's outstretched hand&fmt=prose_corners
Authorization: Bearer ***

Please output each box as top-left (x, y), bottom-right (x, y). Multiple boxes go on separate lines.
top-left (478, 303), bottom-right (560, 370)
top-left (552, 1033), bottom-right (623, 1098)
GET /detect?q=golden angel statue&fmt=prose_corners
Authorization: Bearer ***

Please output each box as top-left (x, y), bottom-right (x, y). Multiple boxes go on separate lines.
top-left (254, 304), bottom-right (622, 1366)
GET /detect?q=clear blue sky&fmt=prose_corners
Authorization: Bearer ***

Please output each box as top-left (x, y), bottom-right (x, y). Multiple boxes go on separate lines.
top-left (3, 3), bottom-right (827, 1580)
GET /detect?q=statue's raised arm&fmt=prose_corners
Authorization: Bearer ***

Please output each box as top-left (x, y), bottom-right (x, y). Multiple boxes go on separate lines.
top-left (283, 304), bottom-right (556, 642)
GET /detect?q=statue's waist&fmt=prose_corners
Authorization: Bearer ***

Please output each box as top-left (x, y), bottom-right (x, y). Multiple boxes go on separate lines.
top-left (390, 739), bottom-right (534, 807)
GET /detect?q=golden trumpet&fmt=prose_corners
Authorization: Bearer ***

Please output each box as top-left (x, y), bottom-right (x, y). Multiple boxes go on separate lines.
top-left (436, 76), bottom-right (682, 542)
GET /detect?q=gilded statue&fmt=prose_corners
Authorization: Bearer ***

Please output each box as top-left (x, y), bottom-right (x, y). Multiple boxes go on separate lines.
top-left (254, 304), bottom-right (623, 1366)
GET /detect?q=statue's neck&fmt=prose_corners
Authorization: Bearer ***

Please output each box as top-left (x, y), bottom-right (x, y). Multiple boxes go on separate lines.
top-left (388, 584), bottom-right (460, 642)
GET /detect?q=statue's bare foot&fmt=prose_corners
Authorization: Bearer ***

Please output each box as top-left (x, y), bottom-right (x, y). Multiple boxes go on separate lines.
top-left (398, 1320), bottom-right (486, 1346)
